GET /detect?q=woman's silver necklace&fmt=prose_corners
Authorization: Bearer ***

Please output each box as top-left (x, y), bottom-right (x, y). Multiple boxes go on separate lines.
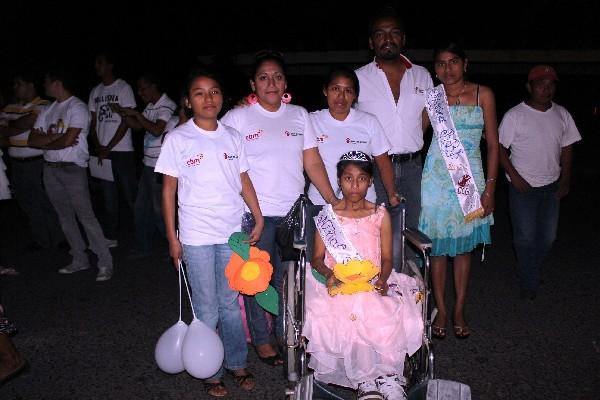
top-left (446, 82), bottom-right (467, 105)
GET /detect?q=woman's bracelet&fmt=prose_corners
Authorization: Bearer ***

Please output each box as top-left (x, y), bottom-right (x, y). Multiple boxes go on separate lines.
top-left (486, 178), bottom-right (497, 183)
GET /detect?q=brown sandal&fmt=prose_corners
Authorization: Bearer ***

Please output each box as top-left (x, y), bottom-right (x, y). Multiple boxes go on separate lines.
top-left (228, 370), bottom-right (255, 391)
top-left (432, 324), bottom-right (447, 339)
top-left (453, 325), bottom-right (471, 339)
top-left (204, 380), bottom-right (227, 397)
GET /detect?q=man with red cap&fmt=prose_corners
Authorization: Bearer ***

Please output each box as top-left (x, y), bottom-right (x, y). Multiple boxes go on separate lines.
top-left (498, 65), bottom-right (581, 300)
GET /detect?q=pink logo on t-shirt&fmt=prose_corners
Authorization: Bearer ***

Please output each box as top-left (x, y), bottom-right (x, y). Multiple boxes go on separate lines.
top-left (285, 130), bottom-right (302, 137)
top-left (245, 129), bottom-right (263, 141)
top-left (186, 153), bottom-right (204, 166)
top-left (223, 153), bottom-right (238, 161)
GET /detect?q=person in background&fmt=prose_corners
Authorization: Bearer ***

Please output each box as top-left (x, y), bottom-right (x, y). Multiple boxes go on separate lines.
top-left (499, 65), bottom-right (581, 300)
top-left (119, 72), bottom-right (176, 258)
top-left (29, 66), bottom-right (113, 282)
top-left (355, 7), bottom-right (433, 266)
top-left (88, 51), bottom-right (137, 246)
top-left (0, 72), bottom-right (64, 251)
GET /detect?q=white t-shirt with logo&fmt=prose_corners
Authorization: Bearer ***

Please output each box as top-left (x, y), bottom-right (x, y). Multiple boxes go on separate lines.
top-left (499, 101), bottom-right (581, 187)
top-left (88, 79), bottom-right (136, 152)
top-left (34, 96), bottom-right (90, 167)
top-left (154, 119), bottom-right (249, 246)
top-left (1, 98), bottom-right (49, 158)
top-left (355, 57), bottom-right (433, 154)
top-left (142, 93), bottom-right (176, 167)
top-left (222, 103), bottom-right (318, 216)
top-left (308, 108), bottom-right (391, 205)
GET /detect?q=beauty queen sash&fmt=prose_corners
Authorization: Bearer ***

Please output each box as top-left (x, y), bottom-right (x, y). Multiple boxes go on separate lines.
top-left (314, 205), bottom-right (361, 264)
top-left (425, 84), bottom-right (483, 222)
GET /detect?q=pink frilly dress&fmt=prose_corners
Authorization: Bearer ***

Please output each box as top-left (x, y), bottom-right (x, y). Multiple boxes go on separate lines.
top-left (303, 206), bottom-right (424, 389)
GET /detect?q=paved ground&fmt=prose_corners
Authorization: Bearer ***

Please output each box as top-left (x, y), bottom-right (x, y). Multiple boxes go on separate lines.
top-left (1, 168), bottom-right (598, 399)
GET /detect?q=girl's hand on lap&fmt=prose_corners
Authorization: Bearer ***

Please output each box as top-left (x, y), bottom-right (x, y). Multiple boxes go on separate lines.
top-left (374, 278), bottom-right (389, 296)
top-left (325, 273), bottom-right (341, 290)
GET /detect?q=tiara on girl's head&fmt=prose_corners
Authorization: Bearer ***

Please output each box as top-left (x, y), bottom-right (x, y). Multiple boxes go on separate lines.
top-left (339, 151), bottom-right (371, 162)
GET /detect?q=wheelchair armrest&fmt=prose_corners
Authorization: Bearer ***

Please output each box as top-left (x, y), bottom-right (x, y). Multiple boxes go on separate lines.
top-left (403, 228), bottom-right (432, 253)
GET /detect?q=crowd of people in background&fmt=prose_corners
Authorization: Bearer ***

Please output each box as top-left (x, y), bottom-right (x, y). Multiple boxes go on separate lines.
top-left (0, 6), bottom-right (581, 399)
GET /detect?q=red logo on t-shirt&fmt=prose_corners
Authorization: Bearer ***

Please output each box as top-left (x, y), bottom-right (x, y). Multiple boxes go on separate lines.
top-left (186, 153), bottom-right (204, 166)
top-left (245, 129), bottom-right (263, 141)
top-left (223, 152), bottom-right (239, 161)
top-left (316, 134), bottom-right (328, 143)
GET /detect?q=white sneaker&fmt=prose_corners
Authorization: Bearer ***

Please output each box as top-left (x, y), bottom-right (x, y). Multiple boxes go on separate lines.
top-left (106, 239), bottom-right (118, 248)
top-left (58, 263), bottom-right (91, 274)
top-left (375, 374), bottom-right (407, 400)
top-left (357, 380), bottom-right (384, 400)
top-left (96, 268), bottom-right (113, 282)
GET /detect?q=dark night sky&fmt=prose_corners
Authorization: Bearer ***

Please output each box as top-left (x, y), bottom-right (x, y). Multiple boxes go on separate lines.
top-left (1, 1), bottom-right (599, 121)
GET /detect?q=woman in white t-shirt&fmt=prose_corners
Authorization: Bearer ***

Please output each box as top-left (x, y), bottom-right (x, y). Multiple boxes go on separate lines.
top-left (221, 51), bottom-right (337, 365)
top-left (156, 69), bottom-right (263, 397)
top-left (306, 66), bottom-right (400, 260)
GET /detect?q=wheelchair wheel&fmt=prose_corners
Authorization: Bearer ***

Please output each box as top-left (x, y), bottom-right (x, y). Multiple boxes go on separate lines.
top-left (283, 260), bottom-right (300, 382)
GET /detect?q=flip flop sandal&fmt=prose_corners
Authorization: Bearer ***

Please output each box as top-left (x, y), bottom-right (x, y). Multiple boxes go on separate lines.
top-left (258, 353), bottom-right (283, 366)
top-left (432, 324), bottom-right (447, 339)
top-left (453, 325), bottom-right (471, 339)
top-left (227, 370), bottom-right (255, 391)
top-left (204, 380), bottom-right (227, 397)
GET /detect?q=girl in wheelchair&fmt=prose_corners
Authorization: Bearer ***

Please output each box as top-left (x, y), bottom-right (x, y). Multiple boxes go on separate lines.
top-left (303, 151), bottom-right (423, 400)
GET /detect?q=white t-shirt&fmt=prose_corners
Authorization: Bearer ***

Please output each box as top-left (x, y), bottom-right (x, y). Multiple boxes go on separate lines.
top-left (222, 103), bottom-right (318, 216)
top-left (1, 98), bottom-right (49, 158)
top-left (142, 94), bottom-right (176, 167)
top-left (34, 96), bottom-right (90, 167)
top-left (154, 120), bottom-right (249, 246)
top-left (499, 101), bottom-right (581, 187)
top-left (308, 108), bottom-right (390, 205)
top-left (88, 79), bottom-right (136, 152)
top-left (355, 56), bottom-right (433, 154)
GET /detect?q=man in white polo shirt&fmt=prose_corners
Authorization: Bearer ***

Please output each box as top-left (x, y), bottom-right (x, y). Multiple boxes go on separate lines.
top-left (355, 7), bottom-right (433, 267)
top-left (499, 65), bottom-right (581, 300)
top-left (28, 66), bottom-right (113, 282)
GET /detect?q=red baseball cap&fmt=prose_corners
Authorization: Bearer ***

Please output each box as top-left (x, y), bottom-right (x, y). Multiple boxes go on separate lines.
top-left (528, 65), bottom-right (558, 82)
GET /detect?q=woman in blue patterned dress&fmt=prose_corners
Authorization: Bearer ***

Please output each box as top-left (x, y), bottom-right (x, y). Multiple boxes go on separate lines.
top-left (419, 43), bottom-right (499, 339)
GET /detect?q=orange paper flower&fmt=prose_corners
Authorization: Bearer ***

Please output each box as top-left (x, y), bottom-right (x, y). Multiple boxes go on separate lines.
top-left (225, 247), bottom-right (273, 295)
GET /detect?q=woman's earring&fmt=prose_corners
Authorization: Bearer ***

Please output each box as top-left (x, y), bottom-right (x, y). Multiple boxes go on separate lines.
top-left (281, 92), bottom-right (292, 104)
top-left (247, 93), bottom-right (258, 105)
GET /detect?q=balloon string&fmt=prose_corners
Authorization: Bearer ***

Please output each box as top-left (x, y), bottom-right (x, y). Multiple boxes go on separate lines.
top-left (178, 261), bottom-right (183, 322)
top-left (179, 259), bottom-right (197, 320)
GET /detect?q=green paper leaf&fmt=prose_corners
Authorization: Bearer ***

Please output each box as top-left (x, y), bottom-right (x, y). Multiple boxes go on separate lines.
top-left (228, 232), bottom-right (250, 260)
top-left (256, 285), bottom-right (279, 316)
top-left (312, 268), bottom-right (327, 285)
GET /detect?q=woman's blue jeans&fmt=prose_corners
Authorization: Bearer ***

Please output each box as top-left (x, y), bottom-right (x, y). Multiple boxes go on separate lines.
top-left (182, 243), bottom-right (248, 378)
top-left (241, 214), bottom-right (284, 346)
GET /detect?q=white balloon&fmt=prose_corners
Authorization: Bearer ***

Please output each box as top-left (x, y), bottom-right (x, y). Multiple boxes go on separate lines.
top-left (182, 318), bottom-right (224, 379)
top-left (154, 320), bottom-right (188, 374)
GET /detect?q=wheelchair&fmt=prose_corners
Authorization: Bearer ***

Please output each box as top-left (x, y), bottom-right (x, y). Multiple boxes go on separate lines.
top-left (282, 196), bottom-right (469, 399)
